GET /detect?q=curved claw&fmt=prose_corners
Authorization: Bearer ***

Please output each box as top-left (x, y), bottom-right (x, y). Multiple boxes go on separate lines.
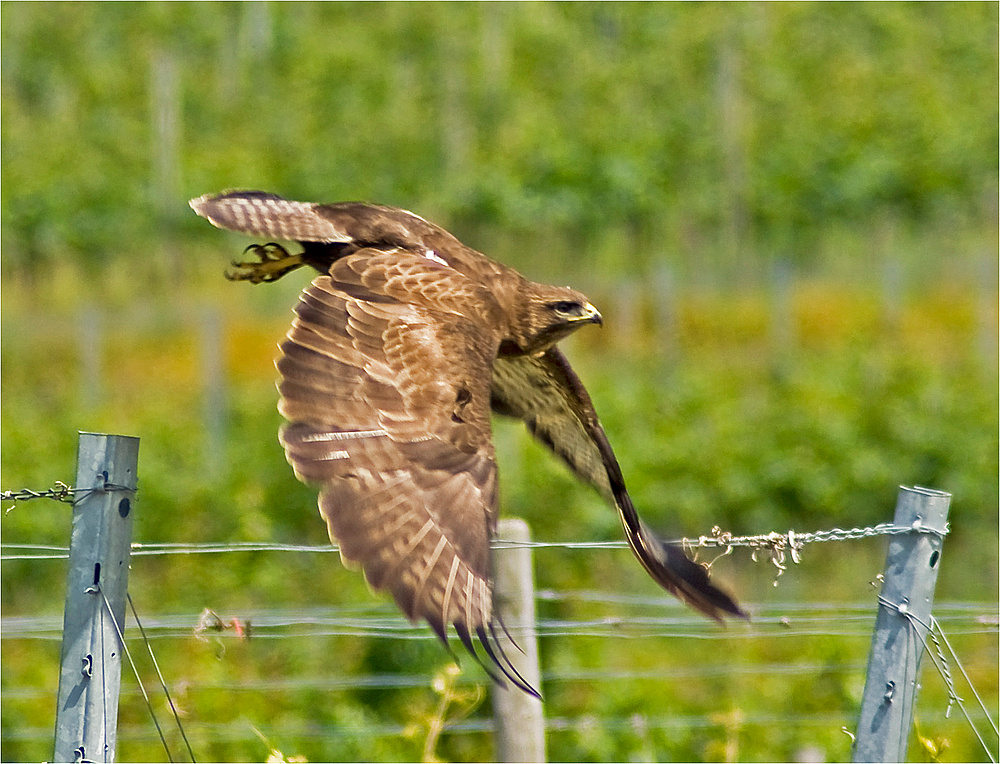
top-left (224, 243), bottom-right (304, 284)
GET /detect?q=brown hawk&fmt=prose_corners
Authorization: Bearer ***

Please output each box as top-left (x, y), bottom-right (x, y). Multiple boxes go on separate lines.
top-left (190, 191), bottom-right (745, 696)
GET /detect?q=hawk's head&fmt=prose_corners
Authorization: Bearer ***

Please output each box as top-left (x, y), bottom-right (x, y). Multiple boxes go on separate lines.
top-left (512, 283), bottom-right (603, 355)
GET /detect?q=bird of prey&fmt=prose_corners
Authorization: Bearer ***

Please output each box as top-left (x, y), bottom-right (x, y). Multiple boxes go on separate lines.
top-left (190, 190), bottom-right (745, 695)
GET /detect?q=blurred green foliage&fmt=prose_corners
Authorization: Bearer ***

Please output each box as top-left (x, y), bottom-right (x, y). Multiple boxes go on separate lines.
top-left (2, 283), bottom-right (996, 762)
top-left (1, 3), bottom-right (997, 763)
top-left (1, 2), bottom-right (997, 280)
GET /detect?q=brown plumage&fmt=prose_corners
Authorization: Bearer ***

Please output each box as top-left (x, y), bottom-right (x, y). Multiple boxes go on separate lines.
top-left (190, 190), bottom-right (746, 696)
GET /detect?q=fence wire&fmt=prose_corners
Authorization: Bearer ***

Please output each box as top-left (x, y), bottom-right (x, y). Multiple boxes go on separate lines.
top-left (3, 601), bottom-right (994, 643)
top-left (2, 480), bottom-right (132, 509)
top-left (0, 519), bottom-right (949, 563)
top-left (4, 481), bottom-right (994, 762)
top-left (3, 602), bottom-right (995, 754)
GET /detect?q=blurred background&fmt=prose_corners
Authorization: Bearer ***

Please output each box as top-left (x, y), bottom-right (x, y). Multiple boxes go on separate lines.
top-left (2, 3), bottom-right (997, 762)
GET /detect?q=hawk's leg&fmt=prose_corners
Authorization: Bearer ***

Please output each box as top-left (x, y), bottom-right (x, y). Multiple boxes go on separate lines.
top-left (225, 243), bottom-right (304, 284)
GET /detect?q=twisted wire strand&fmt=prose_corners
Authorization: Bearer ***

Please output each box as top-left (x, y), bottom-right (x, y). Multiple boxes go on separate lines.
top-left (97, 587), bottom-right (175, 763)
top-left (931, 615), bottom-right (1000, 738)
top-left (0, 521), bottom-right (949, 562)
top-left (2, 481), bottom-right (133, 510)
top-left (879, 595), bottom-right (998, 764)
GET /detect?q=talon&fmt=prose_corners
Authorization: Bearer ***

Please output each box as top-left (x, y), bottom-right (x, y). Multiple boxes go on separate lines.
top-left (261, 243), bottom-right (288, 261)
top-left (224, 243), bottom-right (304, 284)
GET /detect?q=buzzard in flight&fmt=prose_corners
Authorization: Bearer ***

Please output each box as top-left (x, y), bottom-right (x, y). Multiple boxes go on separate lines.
top-left (191, 191), bottom-right (745, 695)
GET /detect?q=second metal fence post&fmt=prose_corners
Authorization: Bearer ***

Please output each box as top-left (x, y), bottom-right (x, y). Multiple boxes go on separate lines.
top-left (852, 485), bottom-right (951, 763)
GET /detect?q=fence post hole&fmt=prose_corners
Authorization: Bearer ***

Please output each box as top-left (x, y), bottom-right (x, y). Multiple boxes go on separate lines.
top-left (54, 433), bottom-right (140, 764)
top-left (852, 485), bottom-right (951, 763)
top-left (492, 518), bottom-right (546, 763)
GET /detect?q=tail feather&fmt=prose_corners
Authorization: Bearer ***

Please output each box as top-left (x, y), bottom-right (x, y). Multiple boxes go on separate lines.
top-left (617, 495), bottom-right (747, 622)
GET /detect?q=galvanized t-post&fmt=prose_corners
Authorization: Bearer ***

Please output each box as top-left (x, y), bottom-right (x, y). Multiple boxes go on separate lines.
top-left (853, 485), bottom-right (951, 763)
top-left (54, 433), bottom-right (139, 764)
top-left (492, 518), bottom-right (546, 763)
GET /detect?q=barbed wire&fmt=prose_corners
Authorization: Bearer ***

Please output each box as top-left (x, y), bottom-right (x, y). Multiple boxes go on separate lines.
top-left (0, 520), bottom-right (950, 565)
top-left (1, 475), bottom-right (950, 589)
top-left (1, 481), bottom-right (77, 506)
top-left (2, 479), bottom-right (133, 515)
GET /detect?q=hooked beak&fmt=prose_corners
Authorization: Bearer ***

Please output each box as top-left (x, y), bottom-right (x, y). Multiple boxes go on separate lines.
top-left (577, 302), bottom-right (603, 327)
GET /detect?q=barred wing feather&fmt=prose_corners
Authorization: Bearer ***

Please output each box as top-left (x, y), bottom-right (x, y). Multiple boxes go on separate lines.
top-left (276, 257), bottom-right (537, 694)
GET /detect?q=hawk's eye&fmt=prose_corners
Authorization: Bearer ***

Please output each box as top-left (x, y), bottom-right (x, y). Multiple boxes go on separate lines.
top-left (549, 301), bottom-right (582, 316)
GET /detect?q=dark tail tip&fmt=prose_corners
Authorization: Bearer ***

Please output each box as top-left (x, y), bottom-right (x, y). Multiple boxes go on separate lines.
top-left (661, 541), bottom-right (748, 622)
top-left (624, 516), bottom-right (747, 623)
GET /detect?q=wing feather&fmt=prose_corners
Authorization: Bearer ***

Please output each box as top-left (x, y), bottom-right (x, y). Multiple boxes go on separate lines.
top-left (190, 191), bottom-right (354, 243)
top-left (277, 253), bottom-right (536, 692)
top-left (492, 349), bottom-right (746, 622)
top-left (190, 191), bottom-right (508, 283)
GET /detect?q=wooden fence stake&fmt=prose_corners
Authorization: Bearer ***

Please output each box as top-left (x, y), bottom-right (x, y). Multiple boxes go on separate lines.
top-left (852, 485), bottom-right (951, 763)
top-left (492, 518), bottom-right (546, 763)
top-left (53, 433), bottom-right (139, 764)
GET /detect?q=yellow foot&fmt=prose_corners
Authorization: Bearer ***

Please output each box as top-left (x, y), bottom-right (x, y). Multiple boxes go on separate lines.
top-left (225, 243), bottom-right (304, 284)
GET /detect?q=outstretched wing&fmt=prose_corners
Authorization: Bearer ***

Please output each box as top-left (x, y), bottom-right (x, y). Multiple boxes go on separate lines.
top-left (189, 191), bottom-right (505, 278)
top-left (491, 349), bottom-right (747, 622)
top-left (277, 249), bottom-right (536, 694)
top-left (190, 191), bottom-right (357, 243)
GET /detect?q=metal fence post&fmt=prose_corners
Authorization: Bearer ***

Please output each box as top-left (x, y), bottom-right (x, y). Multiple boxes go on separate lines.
top-left (852, 486), bottom-right (951, 763)
top-left (54, 433), bottom-right (139, 764)
top-left (492, 518), bottom-right (546, 763)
